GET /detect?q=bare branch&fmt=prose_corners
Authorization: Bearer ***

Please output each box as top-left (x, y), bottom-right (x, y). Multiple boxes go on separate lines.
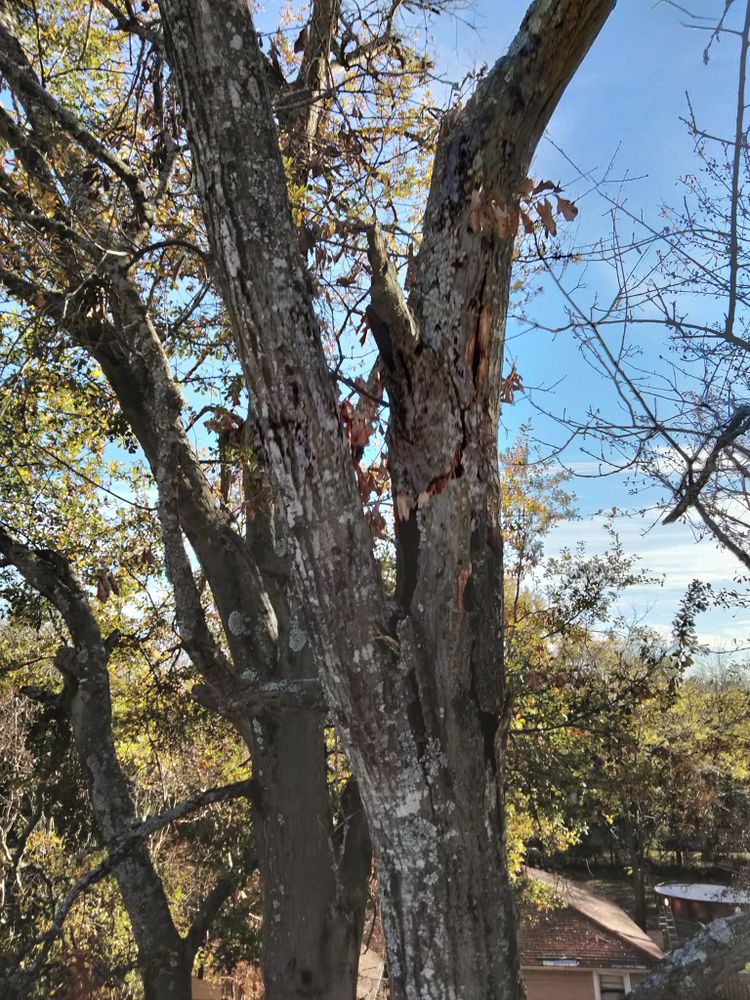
top-left (663, 404), bottom-right (750, 524)
top-left (96, 0), bottom-right (164, 49)
top-left (29, 779), bottom-right (258, 970)
top-left (0, 105), bottom-right (57, 192)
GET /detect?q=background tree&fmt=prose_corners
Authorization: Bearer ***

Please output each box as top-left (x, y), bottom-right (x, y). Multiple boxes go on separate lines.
top-left (528, 0), bottom-right (750, 574)
top-left (0, 531), bottom-right (260, 999)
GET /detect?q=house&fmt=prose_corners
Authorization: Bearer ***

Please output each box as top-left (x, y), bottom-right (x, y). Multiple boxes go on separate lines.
top-left (521, 868), bottom-right (663, 1000)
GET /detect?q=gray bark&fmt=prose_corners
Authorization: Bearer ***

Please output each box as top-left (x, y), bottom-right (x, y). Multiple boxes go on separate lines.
top-left (99, 276), bottom-right (370, 999)
top-left (0, 7), bottom-right (372, 992)
top-left (157, 1), bottom-right (615, 998)
top-left (629, 910), bottom-right (750, 1000)
top-left (0, 529), bottom-right (191, 1000)
top-left (73, 272), bottom-right (370, 1000)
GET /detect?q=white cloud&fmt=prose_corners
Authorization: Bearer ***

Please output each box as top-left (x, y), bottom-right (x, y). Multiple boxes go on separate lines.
top-left (539, 512), bottom-right (748, 653)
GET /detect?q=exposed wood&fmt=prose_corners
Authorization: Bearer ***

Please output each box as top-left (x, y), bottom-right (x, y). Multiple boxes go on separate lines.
top-left (157, 1), bottom-right (615, 998)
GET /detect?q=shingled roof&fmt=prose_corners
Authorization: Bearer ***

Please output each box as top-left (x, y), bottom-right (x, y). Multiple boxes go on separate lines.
top-left (521, 868), bottom-right (664, 969)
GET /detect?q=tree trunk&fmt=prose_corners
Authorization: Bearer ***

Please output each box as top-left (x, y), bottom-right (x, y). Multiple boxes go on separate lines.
top-left (67, 656), bottom-right (191, 999)
top-left (157, 2), bottom-right (615, 998)
top-left (623, 816), bottom-right (648, 930)
top-left (0, 530), bottom-right (191, 1000)
top-left (89, 272), bottom-right (371, 1000)
top-left (250, 712), bottom-right (370, 999)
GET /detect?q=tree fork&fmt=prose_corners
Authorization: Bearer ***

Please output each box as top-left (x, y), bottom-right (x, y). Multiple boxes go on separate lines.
top-left (158, 1), bottom-right (614, 998)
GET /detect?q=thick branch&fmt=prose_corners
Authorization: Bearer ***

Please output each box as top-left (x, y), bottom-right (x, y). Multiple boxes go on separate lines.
top-left (192, 677), bottom-right (324, 714)
top-left (629, 910), bottom-right (750, 1000)
top-left (0, 524), bottom-right (103, 653)
top-left (67, 268), bottom-right (280, 682)
top-left (295, 0), bottom-right (339, 145)
top-left (724, 0), bottom-right (750, 339)
top-left (422, 0), bottom-right (616, 242)
top-left (97, 0), bottom-right (164, 49)
top-left (694, 499), bottom-right (750, 573)
top-left (363, 223), bottom-right (418, 366)
top-left (332, 778), bottom-right (372, 916)
top-left (0, 105), bottom-right (57, 192)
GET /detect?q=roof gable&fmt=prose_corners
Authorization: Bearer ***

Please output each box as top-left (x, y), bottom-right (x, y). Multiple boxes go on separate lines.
top-left (521, 868), bottom-right (663, 968)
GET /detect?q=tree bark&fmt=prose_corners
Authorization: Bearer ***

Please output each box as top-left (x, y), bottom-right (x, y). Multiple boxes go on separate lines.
top-left (157, 1), bottom-right (615, 998)
top-left (0, 69), bottom-right (370, 992)
top-left (629, 909), bottom-right (750, 1000)
top-left (623, 815), bottom-right (648, 930)
top-left (63, 645), bottom-right (192, 1000)
top-left (0, 250), bottom-right (370, 997)
top-left (90, 269), bottom-right (370, 1000)
top-left (0, 530), bottom-right (191, 1000)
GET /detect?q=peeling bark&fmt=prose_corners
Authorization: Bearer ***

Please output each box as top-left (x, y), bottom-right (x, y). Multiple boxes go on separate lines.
top-left (158, 1), bottom-right (615, 998)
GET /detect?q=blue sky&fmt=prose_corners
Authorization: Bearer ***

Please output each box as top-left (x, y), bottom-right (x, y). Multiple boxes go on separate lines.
top-left (428, 1), bottom-right (749, 653)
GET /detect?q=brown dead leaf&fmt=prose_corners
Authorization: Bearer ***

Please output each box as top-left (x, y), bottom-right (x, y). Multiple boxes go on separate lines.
top-left (533, 179), bottom-right (561, 195)
top-left (298, 224), bottom-right (316, 255)
top-left (500, 365), bottom-right (525, 403)
top-left (519, 209), bottom-right (534, 235)
top-left (96, 574), bottom-right (111, 603)
top-left (491, 201), bottom-right (516, 239)
top-left (556, 196), bottom-right (578, 222)
top-left (536, 198), bottom-right (557, 237)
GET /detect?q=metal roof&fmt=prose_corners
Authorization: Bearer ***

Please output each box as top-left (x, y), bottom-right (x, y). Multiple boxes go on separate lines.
top-left (655, 882), bottom-right (750, 905)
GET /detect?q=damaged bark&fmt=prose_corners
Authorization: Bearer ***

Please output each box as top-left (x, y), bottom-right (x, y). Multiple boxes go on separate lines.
top-left (158, 1), bottom-right (615, 997)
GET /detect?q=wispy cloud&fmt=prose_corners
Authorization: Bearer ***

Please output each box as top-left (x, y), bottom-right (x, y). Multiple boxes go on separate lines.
top-left (541, 512), bottom-right (747, 651)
